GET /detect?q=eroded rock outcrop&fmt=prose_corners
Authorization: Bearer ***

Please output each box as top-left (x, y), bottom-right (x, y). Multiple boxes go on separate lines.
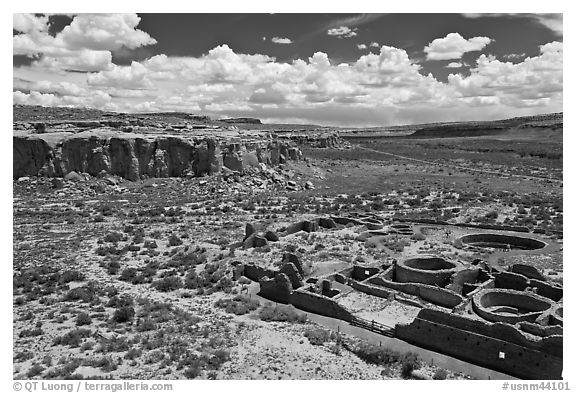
top-left (286, 132), bottom-right (345, 148)
top-left (13, 129), bottom-right (301, 180)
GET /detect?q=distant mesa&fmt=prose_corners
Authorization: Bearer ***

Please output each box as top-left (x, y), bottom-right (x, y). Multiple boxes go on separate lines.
top-left (220, 117), bottom-right (262, 125)
top-left (336, 112), bottom-right (563, 141)
top-left (408, 113), bottom-right (563, 139)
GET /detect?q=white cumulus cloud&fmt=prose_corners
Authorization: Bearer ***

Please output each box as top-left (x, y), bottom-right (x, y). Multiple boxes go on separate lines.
top-left (13, 23), bottom-right (563, 128)
top-left (448, 41), bottom-right (562, 108)
top-left (271, 36), bottom-right (293, 44)
top-left (58, 13), bottom-right (157, 51)
top-left (13, 13), bottom-right (156, 73)
top-left (327, 26), bottom-right (358, 38)
top-left (13, 14), bottom-right (49, 33)
top-left (87, 61), bottom-right (154, 90)
top-left (424, 33), bottom-right (492, 60)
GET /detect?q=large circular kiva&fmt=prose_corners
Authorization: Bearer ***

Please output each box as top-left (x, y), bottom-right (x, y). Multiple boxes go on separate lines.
top-left (395, 255), bottom-right (458, 287)
top-left (459, 233), bottom-right (546, 251)
top-left (472, 288), bottom-right (553, 324)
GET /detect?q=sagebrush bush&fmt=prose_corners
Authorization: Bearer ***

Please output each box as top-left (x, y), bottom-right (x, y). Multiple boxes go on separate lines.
top-left (63, 287), bottom-right (96, 303)
top-left (52, 328), bottom-right (91, 347)
top-left (207, 349), bottom-right (230, 369)
top-left (168, 234), bottom-right (183, 247)
top-left (351, 342), bottom-right (400, 365)
top-left (27, 363), bottom-right (44, 378)
top-left (59, 270), bottom-right (85, 284)
top-left (119, 268), bottom-right (138, 282)
top-left (136, 317), bottom-right (157, 332)
top-left (258, 303), bottom-right (307, 323)
top-left (106, 260), bottom-right (121, 275)
top-left (144, 240), bottom-right (158, 249)
top-left (75, 312), bottom-right (92, 326)
top-left (151, 276), bottom-right (183, 292)
top-left (183, 364), bottom-right (201, 379)
top-left (214, 295), bottom-right (259, 315)
top-left (112, 306), bottom-right (135, 323)
top-left (400, 352), bottom-right (420, 379)
top-left (125, 348), bottom-right (142, 360)
top-left (485, 210), bottom-right (499, 219)
top-left (433, 368), bottom-right (448, 380)
top-left (304, 327), bottom-right (334, 346)
top-left (103, 232), bottom-right (124, 243)
top-left (19, 328), bottom-right (43, 338)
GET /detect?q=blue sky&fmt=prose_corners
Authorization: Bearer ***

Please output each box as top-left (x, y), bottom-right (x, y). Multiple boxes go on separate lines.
top-left (13, 13), bottom-right (563, 126)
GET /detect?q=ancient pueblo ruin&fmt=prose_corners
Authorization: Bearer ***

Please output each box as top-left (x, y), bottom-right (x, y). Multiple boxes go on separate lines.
top-left (13, 13), bottom-right (563, 382)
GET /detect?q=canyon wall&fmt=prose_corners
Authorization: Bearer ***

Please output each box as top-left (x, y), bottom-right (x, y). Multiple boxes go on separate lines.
top-left (14, 129), bottom-right (302, 180)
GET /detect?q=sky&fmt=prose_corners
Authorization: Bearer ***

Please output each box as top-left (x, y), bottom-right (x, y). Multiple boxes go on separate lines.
top-left (12, 13), bottom-right (563, 127)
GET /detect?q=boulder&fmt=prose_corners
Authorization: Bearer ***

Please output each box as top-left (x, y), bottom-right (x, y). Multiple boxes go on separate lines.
top-left (243, 233), bottom-right (268, 249)
top-left (223, 150), bottom-right (244, 172)
top-left (64, 171), bottom-right (84, 182)
top-left (221, 166), bottom-right (234, 177)
top-left (286, 220), bottom-right (319, 235)
top-left (33, 123), bottom-right (46, 133)
top-left (243, 234), bottom-right (256, 249)
top-left (285, 221), bottom-right (305, 234)
top-left (318, 217), bottom-right (336, 229)
top-left (253, 235), bottom-right (268, 248)
top-left (303, 220), bottom-right (319, 233)
top-left (51, 178), bottom-right (64, 189)
top-left (242, 151), bottom-right (260, 169)
top-left (264, 230), bottom-right (279, 242)
top-left (244, 223), bottom-right (265, 241)
top-left (287, 148), bottom-right (300, 161)
top-left (104, 176), bottom-right (119, 186)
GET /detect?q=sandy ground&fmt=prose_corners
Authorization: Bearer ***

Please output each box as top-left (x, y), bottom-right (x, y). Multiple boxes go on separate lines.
top-left (220, 318), bottom-right (386, 379)
top-left (13, 153), bottom-right (562, 380)
top-left (336, 292), bottom-right (421, 326)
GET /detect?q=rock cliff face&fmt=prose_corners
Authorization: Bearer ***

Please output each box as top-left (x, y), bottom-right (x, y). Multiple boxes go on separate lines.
top-left (283, 132), bottom-right (346, 148)
top-left (13, 129), bottom-right (302, 180)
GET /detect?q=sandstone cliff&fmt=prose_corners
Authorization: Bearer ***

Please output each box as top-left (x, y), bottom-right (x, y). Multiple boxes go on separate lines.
top-left (13, 129), bottom-right (302, 180)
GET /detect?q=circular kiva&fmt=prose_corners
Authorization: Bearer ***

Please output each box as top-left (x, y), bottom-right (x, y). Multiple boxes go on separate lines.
top-left (395, 255), bottom-right (458, 287)
top-left (459, 233), bottom-right (546, 251)
top-left (472, 288), bottom-right (553, 324)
